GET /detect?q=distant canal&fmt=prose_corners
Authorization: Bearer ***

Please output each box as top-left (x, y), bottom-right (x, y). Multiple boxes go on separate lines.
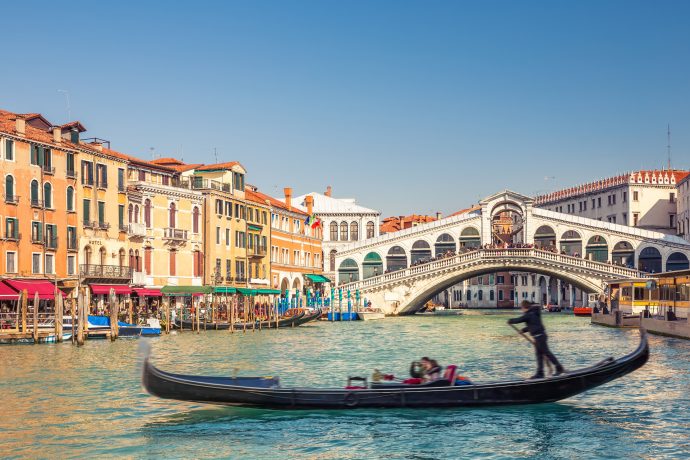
top-left (1, 313), bottom-right (688, 459)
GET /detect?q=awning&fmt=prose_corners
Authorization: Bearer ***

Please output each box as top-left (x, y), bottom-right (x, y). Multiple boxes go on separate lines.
top-left (0, 281), bottom-right (19, 299)
top-left (132, 288), bottom-right (162, 297)
top-left (214, 287), bottom-right (237, 294)
top-left (3, 279), bottom-right (66, 300)
top-left (257, 289), bottom-right (281, 295)
top-left (248, 224), bottom-right (262, 232)
top-left (90, 284), bottom-right (132, 295)
top-left (161, 286), bottom-right (213, 296)
top-left (305, 274), bottom-right (331, 283)
top-left (237, 288), bottom-right (257, 296)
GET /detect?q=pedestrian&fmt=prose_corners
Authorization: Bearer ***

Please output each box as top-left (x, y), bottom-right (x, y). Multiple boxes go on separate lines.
top-left (508, 302), bottom-right (565, 379)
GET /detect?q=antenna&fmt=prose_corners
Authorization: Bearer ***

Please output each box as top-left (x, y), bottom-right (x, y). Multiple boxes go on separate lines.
top-left (57, 89), bottom-right (71, 121)
top-left (214, 147), bottom-right (218, 164)
top-left (666, 124), bottom-right (671, 170)
top-left (150, 147), bottom-right (156, 160)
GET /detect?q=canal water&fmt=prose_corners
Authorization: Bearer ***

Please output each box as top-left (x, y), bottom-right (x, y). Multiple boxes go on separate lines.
top-left (0, 313), bottom-right (688, 459)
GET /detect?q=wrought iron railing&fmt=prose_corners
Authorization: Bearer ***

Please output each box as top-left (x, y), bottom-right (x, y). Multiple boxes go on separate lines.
top-left (66, 170), bottom-right (77, 179)
top-left (80, 264), bottom-right (133, 279)
top-left (30, 199), bottom-right (44, 208)
top-left (42, 165), bottom-right (55, 175)
top-left (3, 194), bottom-right (19, 204)
top-left (97, 222), bottom-right (111, 230)
top-left (248, 246), bottom-right (268, 257)
top-left (45, 236), bottom-right (58, 250)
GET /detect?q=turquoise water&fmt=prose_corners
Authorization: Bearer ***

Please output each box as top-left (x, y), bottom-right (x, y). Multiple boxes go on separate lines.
top-left (0, 313), bottom-right (688, 459)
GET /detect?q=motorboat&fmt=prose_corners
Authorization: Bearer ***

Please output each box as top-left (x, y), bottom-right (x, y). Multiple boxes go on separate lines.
top-left (356, 308), bottom-right (385, 321)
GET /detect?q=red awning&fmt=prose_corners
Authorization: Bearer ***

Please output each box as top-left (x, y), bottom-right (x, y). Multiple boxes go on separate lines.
top-left (0, 281), bottom-right (19, 299)
top-left (3, 279), bottom-right (66, 300)
top-left (90, 284), bottom-right (132, 295)
top-left (132, 288), bottom-right (162, 297)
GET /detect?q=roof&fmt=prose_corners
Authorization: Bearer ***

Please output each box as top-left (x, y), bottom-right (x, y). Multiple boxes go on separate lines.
top-left (380, 214), bottom-right (437, 233)
top-left (59, 121), bottom-right (87, 133)
top-left (291, 192), bottom-right (380, 215)
top-left (449, 205), bottom-right (482, 217)
top-left (535, 169), bottom-right (690, 205)
top-left (150, 158), bottom-right (204, 172)
top-left (195, 161), bottom-right (244, 172)
top-left (99, 147), bottom-right (177, 173)
top-left (245, 187), bottom-right (307, 215)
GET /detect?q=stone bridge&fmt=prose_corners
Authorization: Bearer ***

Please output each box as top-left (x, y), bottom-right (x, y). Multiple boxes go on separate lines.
top-left (334, 190), bottom-right (690, 314)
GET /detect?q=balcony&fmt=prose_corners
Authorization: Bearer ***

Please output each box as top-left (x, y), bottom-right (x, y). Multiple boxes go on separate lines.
top-left (66, 170), bottom-right (77, 179)
top-left (67, 237), bottom-right (77, 251)
top-left (248, 246), bottom-right (268, 258)
top-left (80, 264), bottom-right (133, 280)
top-left (31, 234), bottom-right (44, 245)
top-left (128, 222), bottom-right (147, 237)
top-left (42, 165), bottom-right (55, 175)
top-left (191, 178), bottom-right (232, 193)
top-left (235, 276), bottom-right (247, 284)
top-left (5, 232), bottom-right (20, 242)
top-left (97, 222), bottom-right (111, 230)
top-left (3, 194), bottom-right (19, 205)
top-left (83, 220), bottom-right (96, 229)
top-left (163, 228), bottom-right (187, 241)
top-left (30, 199), bottom-right (44, 209)
top-left (45, 236), bottom-right (58, 250)
top-left (225, 276), bottom-right (234, 283)
top-left (118, 183), bottom-right (126, 193)
top-left (132, 271), bottom-right (147, 285)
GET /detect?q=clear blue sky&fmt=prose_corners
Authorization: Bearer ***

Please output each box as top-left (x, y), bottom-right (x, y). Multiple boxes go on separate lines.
top-left (3, 1), bottom-right (690, 216)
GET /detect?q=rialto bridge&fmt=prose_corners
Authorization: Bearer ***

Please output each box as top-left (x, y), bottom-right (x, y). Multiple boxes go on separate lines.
top-left (334, 191), bottom-right (690, 314)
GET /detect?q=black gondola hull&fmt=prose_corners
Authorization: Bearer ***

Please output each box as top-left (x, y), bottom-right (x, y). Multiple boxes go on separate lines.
top-left (143, 330), bottom-right (649, 409)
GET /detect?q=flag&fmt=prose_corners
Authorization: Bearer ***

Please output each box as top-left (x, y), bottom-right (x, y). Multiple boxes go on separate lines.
top-left (305, 215), bottom-right (311, 226)
top-left (311, 217), bottom-right (321, 229)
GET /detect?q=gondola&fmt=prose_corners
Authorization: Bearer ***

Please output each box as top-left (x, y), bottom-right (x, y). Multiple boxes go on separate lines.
top-left (174, 311), bottom-right (306, 331)
top-left (142, 329), bottom-right (649, 409)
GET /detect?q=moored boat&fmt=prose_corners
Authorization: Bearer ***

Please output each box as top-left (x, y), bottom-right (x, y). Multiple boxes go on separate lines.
top-left (357, 308), bottom-right (386, 320)
top-left (573, 307), bottom-right (593, 317)
top-left (143, 330), bottom-right (649, 409)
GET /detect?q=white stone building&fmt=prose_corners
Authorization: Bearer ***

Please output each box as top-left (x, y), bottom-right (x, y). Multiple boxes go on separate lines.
top-left (290, 186), bottom-right (381, 280)
top-left (535, 170), bottom-right (689, 235)
top-left (678, 174), bottom-right (690, 243)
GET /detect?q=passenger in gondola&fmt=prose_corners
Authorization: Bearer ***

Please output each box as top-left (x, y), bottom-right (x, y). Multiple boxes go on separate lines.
top-left (508, 302), bottom-right (565, 380)
top-left (421, 357), bottom-right (442, 382)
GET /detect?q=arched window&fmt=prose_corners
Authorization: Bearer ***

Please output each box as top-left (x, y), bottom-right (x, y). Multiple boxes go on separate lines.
top-left (329, 249), bottom-right (337, 272)
top-left (350, 222), bottom-right (359, 241)
top-left (135, 249), bottom-right (141, 272)
top-left (193, 206), bottom-right (200, 233)
top-left (128, 204), bottom-right (134, 223)
top-left (99, 247), bottom-right (107, 266)
top-left (169, 202), bottom-right (176, 228)
top-left (5, 175), bottom-right (14, 201)
top-left (340, 221), bottom-right (348, 241)
top-left (30, 179), bottom-right (39, 205)
top-left (134, 205), bottom-right (139, 223)
top-left (144, 199), bottom-right (152, 228)
top-left (118, 248), bottom-right (126, 268)
top-left (66, 186), bottom-right (74, 211)
top-left (43, 182), bottom-right (52, 208)
top-left (330, 222), bottom-right (338, 241)
top-left (366, 221), bottom-right (375, 239)
top-left (489, 290), bottom-right (495, 301)
top-left (129, 249), bottom-right (135, 268)
top-left (84, 246), bottom-right (92, 266)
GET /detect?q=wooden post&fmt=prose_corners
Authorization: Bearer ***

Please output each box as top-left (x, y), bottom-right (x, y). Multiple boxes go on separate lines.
top-left (70, 298), bottom-right (76, 344)
top-left (21, 289), bottom-right (28, 333)
top-left (32, 292), bottom-right (39, 343)
top-left (55, 290), bottom-right (63, 343)
top-left (196, 300), bottom-right (200, 334)
top-left (128, 298), bottom-right (133, 325)
top-left (109, 290), bottom-right (118, 341)
top-left (77, 289), bottom-right (85, 346)
top-left (230, 296), bottom-right (235, 334)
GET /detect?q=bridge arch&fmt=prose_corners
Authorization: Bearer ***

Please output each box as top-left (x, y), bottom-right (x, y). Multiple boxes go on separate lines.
top-left (638, 246), bottom-right (662, 273)
top-left (338, 258), bottom-right (359, 283)
top-left (434, 233), bottom-right (456, 256)
top-left (612, 240), bottom-right (635, 267)
top-left (560, 230), bottom-right (582, 256)
top-left (666, 252), bottom-right (690, 271)
top-left (411, 240), bottom-right (432, 264)
top-left (386, 246), bottom-right (407, 272)
top-left (396, 260), bottom-right (605, 314)
top-left (534, 225), bottom-right (556, 249)
top-left (363, 252), bottom-right (383, 279)
top-left (585, 235), bottom-right (609, 262)
top-left (459, 226), bottom-right (481, 249)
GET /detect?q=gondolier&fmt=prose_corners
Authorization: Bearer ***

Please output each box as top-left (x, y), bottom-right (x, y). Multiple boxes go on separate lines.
top-left (508, 302), bottom-right (565, 379)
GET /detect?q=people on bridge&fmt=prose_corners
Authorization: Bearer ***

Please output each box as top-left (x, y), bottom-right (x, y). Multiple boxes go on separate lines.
top-left (508, 302), bottom-right (564, 380)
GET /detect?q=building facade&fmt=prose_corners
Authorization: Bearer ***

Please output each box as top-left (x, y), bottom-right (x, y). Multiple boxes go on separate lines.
top-left (535, 170), bottom-right (689, 234)
top-left (678, 174), bottom-right (689, 242)
top-left (292, 186), bottom-right (380, 280)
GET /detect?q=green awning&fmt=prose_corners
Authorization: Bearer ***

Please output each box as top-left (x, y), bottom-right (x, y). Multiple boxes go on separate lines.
top-left (161, 286), bottom-right (213, 296)
top-left (237, 288), bottom-right (257, 296)
top-left (248, 224), bottom-right (262, 232)
top-left (257, 289), bottom-right (281, 295)
top-left (213, 287), bottom-right (237, 294)
top-left (305, 274), bottom-right (330, 283)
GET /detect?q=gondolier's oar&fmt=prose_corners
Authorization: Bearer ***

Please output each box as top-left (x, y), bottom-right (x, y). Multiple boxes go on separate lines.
top-left (509, 324), bottom-right (554, 376)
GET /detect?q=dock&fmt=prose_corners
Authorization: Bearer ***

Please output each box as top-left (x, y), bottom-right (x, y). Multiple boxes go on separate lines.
top-left (592, 312), bottom-right (690, 340)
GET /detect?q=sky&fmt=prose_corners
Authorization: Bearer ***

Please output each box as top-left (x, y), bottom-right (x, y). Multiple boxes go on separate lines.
top-left (2, 1), bottom-right (690, 216)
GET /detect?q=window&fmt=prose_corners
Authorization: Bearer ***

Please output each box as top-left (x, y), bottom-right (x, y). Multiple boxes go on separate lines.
top-left (168, 202), bottom-right (176, 228)
top-left (633, 191), bottom-right (639, 201)
top-left (45, 224), bottom-right (57, 249)
top-left (226, 259), bottom-right (231, 278)
top-left (30, 179), bottom-right (39, 205)
top-left (193, 207), bottom-right (200, 233)
top-left (498, 290), bottom-right (504, 301)
top-left (31, 221), bottom-right (43, 243)
top-left (145, 247), bottom-right (152, 275)
top-left (6, 252), bottom-right (16, 273)
top-left (670, 214), bottom-right (676, 229)
top-left (340, 221), bottom-right (348, 241)
top-left (138, 170), bottom-right (146, 181)
top-left (489, 290), bottom-right (494, 301)
top-left (622, 212), bottom-right (627, 224)
top-left (95, 164), bottom-right (108, 188)
top-left (66, 186), bottom-right (74, 211)
top-left (5, 218), bottom-right (18, 239)
top-left (478, 290), bottom-right (483, 301)
top-left (45, 254), bottom-right (54, 275)
top-left (330, 222), bottom-right (338, 241)
top-left (67, 226), bottom-right (77, 250)
top-left (366, 221), bottom-right (375, 238)
top-left (633, 213), bottom-right (639, 226)
top-left (30, 144), bottom-right (42, 166)
top-left (162, 175), bottom-right (169, 186)
top-left (67, 255), bottom-right (76, 275)
top-left (81, 160), bottom-right (94, 186)
top-left (612, 194), bottom-right (616, 205)
top-left (43, 183), bottom-right (52, 208)
top-left (623, 191), bottom-right (627, 202)
top-left (4, 175), bottom-right (14, 201)
top-left (32, 253), bottom-right (41, 274)
top-left (98, 201), bottom-right (105, 225)
top-left (5, 139), bottom-right (13, 160)
top-left (670, 193), bottom-right (676, 203)
top-left (118, 205), bottom-right (125, 229)
top-left (215, 199), bottom-right (223, 215)
top-left (350, 222), bottom-right (359, 241)
top-left (216, 227), bottom-right (221, 244)
top-left (497, 275), bottom-right (504, 284)
top-left (66, 153), bottom-right (74, 175)
top-left (597, 197), bottom-right (602, 208)
top-left (118, 168), bottom-right (125, 191)
top-left (44, 149), bottom-right (52, 171)
top-left (226, 228), bottom-right (230, 246)
top-left (591, 198), bottom-right (595, 209)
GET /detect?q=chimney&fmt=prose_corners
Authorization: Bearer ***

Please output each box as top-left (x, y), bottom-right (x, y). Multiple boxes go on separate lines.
top-left (325, 185), bottom-right (332, 197)
top-left (305, 195), bottom-right (314, 215)
top-left (89, 142), bottom-right (103, 152)
top-left (52, 127), bottom-right (62, 143)
top-left (284, 187), bottom-right (292, 210)
top-left (15, 117), bottom-right (25, 136)
top-left (436, 212), bottom-right (442, 220)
